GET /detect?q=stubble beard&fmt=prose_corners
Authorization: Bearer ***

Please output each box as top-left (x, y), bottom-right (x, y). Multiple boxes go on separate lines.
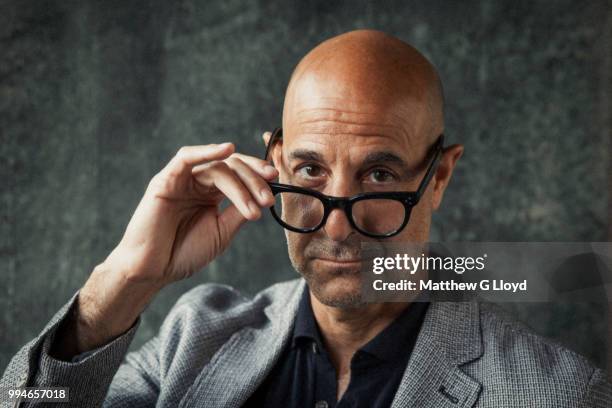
top-left (286, 232), bottom-right (367, 309)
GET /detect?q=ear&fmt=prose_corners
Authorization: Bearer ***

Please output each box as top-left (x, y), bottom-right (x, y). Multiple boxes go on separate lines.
top-left (262, 131), bottom-right (283, 169)
top-left (270, 138), bottom-right (283, 169)
top-left (431, 144), bottom-right (463, 210)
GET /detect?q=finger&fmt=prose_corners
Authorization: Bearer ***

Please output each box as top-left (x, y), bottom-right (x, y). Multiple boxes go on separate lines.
top-left (228, 153), bottom-right (278, 180)
top-left (163, 143), bottom-right (235, 177)
top-left (193, 162), bottom-right (261, 220)
top-left (262, 131), bottom-right (272, 147)
top-left (192, 153), bottom-right (278, 180)
top-left (217, 203), bottom-right (248, 243)
top-left (224, 157), bottom-right (275, 207)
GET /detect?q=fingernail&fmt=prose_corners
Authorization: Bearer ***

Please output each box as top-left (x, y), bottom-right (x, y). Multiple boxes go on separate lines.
top-left (260, 189), bottom-right (273, 202)
top-left (248, 201), bottom-right (260, 216)
top-left (264, 165), bottom-right (278, 175)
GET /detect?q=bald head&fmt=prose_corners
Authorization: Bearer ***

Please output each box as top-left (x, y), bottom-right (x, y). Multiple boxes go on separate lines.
top-left (273, 31), bottom-right (462, 309)
top-left (283, 29), bottom-right (444, 144)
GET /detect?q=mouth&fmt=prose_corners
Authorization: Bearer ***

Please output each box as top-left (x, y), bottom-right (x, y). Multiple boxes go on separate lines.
top-left (314, 258), bottom-right (363, 267)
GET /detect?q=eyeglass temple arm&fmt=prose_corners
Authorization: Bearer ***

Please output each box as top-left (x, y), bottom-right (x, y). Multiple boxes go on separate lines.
top-left (263, 128), bottom-right (283, 161)
top-left (416, 134), bottom-right (445, 198)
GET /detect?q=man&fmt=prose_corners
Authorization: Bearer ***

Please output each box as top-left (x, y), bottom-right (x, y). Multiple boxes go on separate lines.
top-left (2, 29), bottom-right (611, 407)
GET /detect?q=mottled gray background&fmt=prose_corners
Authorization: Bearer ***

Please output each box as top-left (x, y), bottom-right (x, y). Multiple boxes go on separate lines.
top-left (1, 0), bottom-right (611, 372)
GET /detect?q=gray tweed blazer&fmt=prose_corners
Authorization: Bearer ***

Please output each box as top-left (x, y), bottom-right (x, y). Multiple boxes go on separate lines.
top-left (1, 278), bottom-right (611, 407)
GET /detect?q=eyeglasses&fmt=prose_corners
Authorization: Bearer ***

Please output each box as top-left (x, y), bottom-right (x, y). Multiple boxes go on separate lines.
top-left (263, 128), bottom-right (444, 238)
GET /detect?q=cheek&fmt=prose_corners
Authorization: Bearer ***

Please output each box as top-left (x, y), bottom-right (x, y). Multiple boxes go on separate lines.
top-left (285, 230), bottom-right (311, 266)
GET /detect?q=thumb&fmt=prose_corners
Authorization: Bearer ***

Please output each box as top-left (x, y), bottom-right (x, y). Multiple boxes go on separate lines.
top-left (262, 131), bottom-right (272, 147)
top-left (217, 203), bottom-right (248, 244)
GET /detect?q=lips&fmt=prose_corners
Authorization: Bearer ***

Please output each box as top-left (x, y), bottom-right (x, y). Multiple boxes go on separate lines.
top-left (314, 258), bottom-right (364, 270)
top-left (316, 257), bottom-right (361, 263)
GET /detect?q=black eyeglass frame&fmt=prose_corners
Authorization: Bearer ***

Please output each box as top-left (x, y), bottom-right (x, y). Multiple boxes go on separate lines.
top-left (263, 127), bottom-right (445, 238)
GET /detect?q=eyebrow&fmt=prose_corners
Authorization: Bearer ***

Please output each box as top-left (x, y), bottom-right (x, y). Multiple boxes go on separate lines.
top-left (363, 151), bottom-right (406, 166)
top-left (288, 149), bottom-right (323, 163)
top-left (287, 149), bottom-right (418, 178)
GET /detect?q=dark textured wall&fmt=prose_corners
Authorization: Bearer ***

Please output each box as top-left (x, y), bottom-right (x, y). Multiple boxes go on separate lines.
top-left (2, 0), bottom-right (611, 372)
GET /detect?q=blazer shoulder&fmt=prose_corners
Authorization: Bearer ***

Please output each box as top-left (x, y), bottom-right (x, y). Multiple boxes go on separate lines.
top-left (170, 277), bottom-right (303, 316)
top-left (479, 302), bottom-right (593, 363)
top-left (172, 282), bottom-right (250, 313)
top-left (159, 278), bottom-right (303, 337)
top-left (473, 302), bottom-right (608, 405)
top-left (148, 278), bottom-right (303, 384)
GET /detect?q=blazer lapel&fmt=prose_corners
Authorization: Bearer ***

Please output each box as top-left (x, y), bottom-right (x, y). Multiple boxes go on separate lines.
top-left (178, 280), bottom-right (483, 407)
top-left (179, 279), bottom-right (306, 408)
top-left (391, 301), bottom-right (484, 408)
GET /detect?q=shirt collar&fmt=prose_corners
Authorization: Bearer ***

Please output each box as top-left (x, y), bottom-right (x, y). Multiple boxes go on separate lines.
top-left (358, 296), bottom-right (429, 362)
top-left (291, 284), bottom-right (430, 362)
top-left (291, 284), bottom-right (325, 350)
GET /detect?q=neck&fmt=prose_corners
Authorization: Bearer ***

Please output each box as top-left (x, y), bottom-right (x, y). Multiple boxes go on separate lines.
top-left (310, 292), bottom-right (410, 371)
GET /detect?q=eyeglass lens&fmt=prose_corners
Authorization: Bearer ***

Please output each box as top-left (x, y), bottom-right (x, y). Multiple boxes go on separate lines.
top-left (273, 191), bottom-right (407, 236)
top-left (273, 191), bottom-right (324, 230)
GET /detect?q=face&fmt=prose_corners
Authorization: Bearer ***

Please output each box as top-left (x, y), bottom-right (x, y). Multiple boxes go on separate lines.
top-left (271, 70), bottom-right (460, 308)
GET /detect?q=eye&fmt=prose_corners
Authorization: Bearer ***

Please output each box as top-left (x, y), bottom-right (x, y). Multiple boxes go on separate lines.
top-left (366, 168), bottom-right (397, 183)
top-left (297, 164), bottom-right (323, 178)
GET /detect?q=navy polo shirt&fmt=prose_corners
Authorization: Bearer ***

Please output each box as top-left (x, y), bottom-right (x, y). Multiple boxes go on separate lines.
top-left (244, 286), bottom-right (429, 407)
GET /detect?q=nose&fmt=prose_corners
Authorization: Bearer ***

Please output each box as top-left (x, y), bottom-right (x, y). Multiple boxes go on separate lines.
top-left (323, 208), bottom-right (354, 242)
top-left (322, 180), bottom-right (357, 242)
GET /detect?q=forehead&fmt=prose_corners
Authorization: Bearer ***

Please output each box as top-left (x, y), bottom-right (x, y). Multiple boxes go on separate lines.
top-left (282, 97), bottom-right (429, 163)
top-left (282, 68), bottom-right (433, 158)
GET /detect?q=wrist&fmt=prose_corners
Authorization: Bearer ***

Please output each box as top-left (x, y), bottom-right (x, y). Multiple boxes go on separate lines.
top-left (75, 262), bottom-right (160, 351)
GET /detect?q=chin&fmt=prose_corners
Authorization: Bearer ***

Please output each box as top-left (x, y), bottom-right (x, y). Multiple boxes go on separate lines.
top-left (308, 270), bottom-right (364, 308)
